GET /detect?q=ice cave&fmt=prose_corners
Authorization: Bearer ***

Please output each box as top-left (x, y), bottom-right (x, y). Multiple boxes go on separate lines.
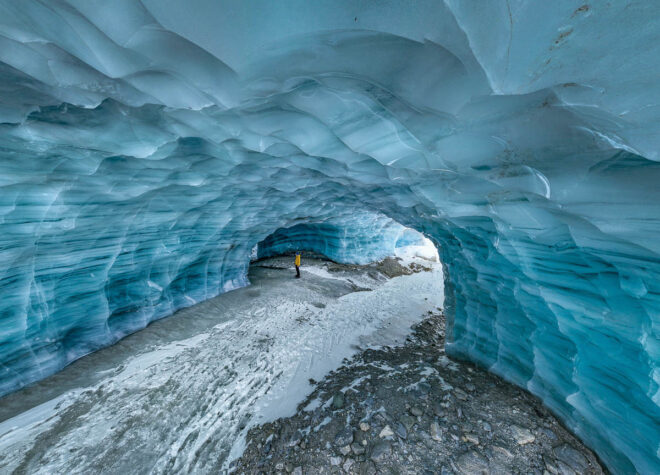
top-left (0, 1), bottom-right (659, 474)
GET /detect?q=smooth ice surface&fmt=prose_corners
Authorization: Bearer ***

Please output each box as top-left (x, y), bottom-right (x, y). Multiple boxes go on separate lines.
top-left (0, 259), bottom-right (444, 473)
top-left (0, 1), bottom-right (659, 473)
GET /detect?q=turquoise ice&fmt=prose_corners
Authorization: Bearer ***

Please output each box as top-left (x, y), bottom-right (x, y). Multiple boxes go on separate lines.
top-left (0, 1), bottom-right (659, 473)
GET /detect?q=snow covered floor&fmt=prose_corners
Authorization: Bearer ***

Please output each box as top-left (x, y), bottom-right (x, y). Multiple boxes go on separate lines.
top-left (0, 257), bottom-right (443, 474)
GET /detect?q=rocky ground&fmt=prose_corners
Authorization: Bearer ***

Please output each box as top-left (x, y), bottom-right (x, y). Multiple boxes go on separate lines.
top-left (233, 313), bottom-right (604, 475)
top-left (0, 255), bottom-right (444, 474)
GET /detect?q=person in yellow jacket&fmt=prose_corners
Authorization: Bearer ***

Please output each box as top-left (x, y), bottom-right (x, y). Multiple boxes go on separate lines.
top-left (295, 252), bottom-right (301, 278)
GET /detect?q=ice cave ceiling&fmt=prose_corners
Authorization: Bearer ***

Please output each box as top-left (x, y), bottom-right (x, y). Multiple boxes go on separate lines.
top-left (0, 0), bottom-right (659, 473)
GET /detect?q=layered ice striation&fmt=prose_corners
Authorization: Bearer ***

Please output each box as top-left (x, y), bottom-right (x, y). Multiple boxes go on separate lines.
top-left (0, 1), bottom-right (659, 473)
top-left (256, 214), bottom-right (406, 263)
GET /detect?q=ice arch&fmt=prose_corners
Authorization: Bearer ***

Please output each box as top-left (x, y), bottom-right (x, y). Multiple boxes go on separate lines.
top-left (255, 214), bottom-right (408, 264)
top-left (0, 1), bottom-right (659, 473)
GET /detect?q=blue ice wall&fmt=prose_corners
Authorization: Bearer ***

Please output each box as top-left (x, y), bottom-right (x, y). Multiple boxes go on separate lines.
top-left (256, 215), bottom-right (404, 264)
top-left (395, 228), bottom-right (428, 249)
top-left (0, 1), bottom-right (659, 473)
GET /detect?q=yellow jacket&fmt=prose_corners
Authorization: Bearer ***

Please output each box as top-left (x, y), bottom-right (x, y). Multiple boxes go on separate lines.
top-left (295, 254), bottom-right (301, 266)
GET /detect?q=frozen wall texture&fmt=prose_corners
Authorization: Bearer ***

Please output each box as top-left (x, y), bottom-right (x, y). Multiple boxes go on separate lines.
top-left (0, 1), bottom-right (658, 472)
top-left (256, 215), bottom-right (406, 263)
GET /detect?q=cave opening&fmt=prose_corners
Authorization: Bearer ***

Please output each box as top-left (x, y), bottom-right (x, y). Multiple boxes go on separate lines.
top-left (253, 221), bottom-right (440, 266)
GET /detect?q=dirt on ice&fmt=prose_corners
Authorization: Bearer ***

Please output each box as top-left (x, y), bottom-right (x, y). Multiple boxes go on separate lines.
top-left (0, 255), bottom-right (444, 474)
top-left (233, 313), bottom-right (604, 475)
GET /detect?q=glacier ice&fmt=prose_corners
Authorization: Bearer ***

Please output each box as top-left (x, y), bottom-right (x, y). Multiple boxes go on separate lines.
top-left (0, 1), bottom-right (659, 473)
top-left (256, 214), bottom-right (408, 264)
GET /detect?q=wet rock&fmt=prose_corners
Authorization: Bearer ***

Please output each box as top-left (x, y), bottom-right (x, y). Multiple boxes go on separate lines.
top-left (544, 458), bottom-right (559, 474)
top-left (351, 442), bottom-right (366, 455)
top-left (542, 428), bottom-right (558, 442)
top-left (332, 393), bottom-right (345, 409)
top-left (292, 467), bottom-right (302, 475)
top-left (361, 461), bottom-right (378, 475)
top-left (354, 430), bottom-right (369, 446)
top-left (233, 312), bottom-right (603, 475)
top-left (288, 430), bottom-right (303, 447)
top-left (418, 381), bottom-right (432, 395)
top-left (492, 445), bottom-right (514, 459)
top-left (511, 425), bottom-right (536, 445)
top-left (432, 402), bottom-right (445, 417)
top-left (373, 413), bottom-right (387, 424)
top-left (455, 450), bottom-right (489, 474)
top-left (370, 441), bottom-right (392, 463)
top-left (395, 422), bottom-right (407, 439)
top-left (430, 422), bottom-right (442, 441)
top-left (454, 389), bottom-right (468, 401)
top-left (334, 428), bottom-right (353, 447)
top-left (400, 414), bottom-right (416, 431)
top-left (463, 433), bottom-right (479, 445)
top-left (378, 425), bottom-right (394, 438)
top-left (557, 461), bottom-right (579, 475)
top-left (262, 440), bottom-right (272, 455)
top-left (465, 383), bottom-right (476, 392)
top-left (553, 444), bottom-right (589, 472)
top-left (343, 458), bottom-right (355, 472)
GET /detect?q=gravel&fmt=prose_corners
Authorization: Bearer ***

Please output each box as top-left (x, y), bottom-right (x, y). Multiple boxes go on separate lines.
top-left (233, 313), bottom-right (604, 474)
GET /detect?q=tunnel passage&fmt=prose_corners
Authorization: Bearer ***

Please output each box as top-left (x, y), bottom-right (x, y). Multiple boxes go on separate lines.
top-left (255, 216), bottom-right (408, 264)
top-left (254, 220), bottom-right (439, 269)
top-left (0, 1), bottom-right (659, 473)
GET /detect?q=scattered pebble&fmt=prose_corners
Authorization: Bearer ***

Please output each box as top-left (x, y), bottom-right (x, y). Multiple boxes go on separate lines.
top-left (554, 443), bottom-right (590, 472)
top-left (334, 428), bottom-right (353, 447)
top-left (455, 450), bottom-right (489, 474)
top-left (234, 313), bottom-right (603, 474)
top-left (463, 433), bottom-right (480, 445)
top-left (351, 442), bottom-right (365, 455)
top-left (511, 425), bottom-right (536, 445)
top-left (400, 414), bottom-right (416, 430)
top-left (379, 425), bottom-right (394, 438)
top-left (370, 441), bottom-right (392, 462)
top-left (454, 389), bottom-right (469, 400)
top-left (332, 392), bottom-right (344, 410)
top-left (430, 422), bottom-right (442, 441)
top-left (410, 406), bottom-right (423, 417)
top-left (342, 458), bottom-right (354, 472)
top-left (394, 422), bottom-right (407, 440)
top-left (288, 430), bottom-right (303, 447)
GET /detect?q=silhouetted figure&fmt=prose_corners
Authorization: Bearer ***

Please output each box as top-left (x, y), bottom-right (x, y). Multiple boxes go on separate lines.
top-left (295, 252), bottom-right (301, 278)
